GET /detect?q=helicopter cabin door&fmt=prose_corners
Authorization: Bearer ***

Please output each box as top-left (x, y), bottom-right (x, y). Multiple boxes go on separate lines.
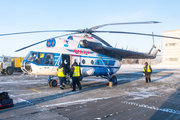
top-left (61, 54), bottom-right (70, 74)
top-left (70, 55), bottom-right (81, 67)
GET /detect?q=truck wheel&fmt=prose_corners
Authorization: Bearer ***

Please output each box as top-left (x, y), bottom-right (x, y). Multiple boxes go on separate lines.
top-left (6, 68), bottom-right (13, 75)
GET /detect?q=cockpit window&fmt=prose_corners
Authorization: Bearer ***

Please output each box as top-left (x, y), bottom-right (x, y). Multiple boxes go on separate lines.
top-left (34, 53), bottom-right (45, 64)
top-left (24, 51), bottom-right (32, 61)
top-left (24, 51), bottom-right (58, 66)
top-left (43, 54), bottom-right (54, 65)
top-left (27, 52), bottom-right (38, 62)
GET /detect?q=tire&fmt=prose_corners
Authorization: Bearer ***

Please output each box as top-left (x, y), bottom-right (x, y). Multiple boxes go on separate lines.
top-left (50, 80), bottom-right (57, 87)
top-left (6, 67), bottom-right (13, 75)
top-left (110, 76), bottom-right (117, 85)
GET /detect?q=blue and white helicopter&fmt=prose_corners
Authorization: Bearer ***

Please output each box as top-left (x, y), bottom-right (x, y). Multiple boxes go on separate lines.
top-left (1, 21), bottom-right (179, 87)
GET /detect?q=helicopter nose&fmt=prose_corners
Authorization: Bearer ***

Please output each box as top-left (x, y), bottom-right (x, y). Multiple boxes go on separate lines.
top-left (21, 61), bottom-right (32, 73)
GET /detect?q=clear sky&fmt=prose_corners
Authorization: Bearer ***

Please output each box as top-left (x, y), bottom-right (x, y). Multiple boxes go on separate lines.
top-left (0, 0), bottom-right (180, 57)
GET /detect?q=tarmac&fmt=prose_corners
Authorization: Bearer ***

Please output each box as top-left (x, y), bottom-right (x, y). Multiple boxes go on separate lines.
top-left (0, 65), bottom-right (180, 120)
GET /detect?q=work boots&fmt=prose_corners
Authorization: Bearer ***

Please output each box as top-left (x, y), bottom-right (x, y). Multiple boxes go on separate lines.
top-left (149, 78), bottom-right (151, 83)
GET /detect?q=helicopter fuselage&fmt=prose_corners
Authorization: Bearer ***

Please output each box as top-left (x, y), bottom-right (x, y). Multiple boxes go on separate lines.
top-left (21, 36), bottom-right (122, 77)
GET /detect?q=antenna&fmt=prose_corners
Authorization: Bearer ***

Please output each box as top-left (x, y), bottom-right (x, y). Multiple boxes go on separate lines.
top-left (152, 32), bottom-right (155, 47)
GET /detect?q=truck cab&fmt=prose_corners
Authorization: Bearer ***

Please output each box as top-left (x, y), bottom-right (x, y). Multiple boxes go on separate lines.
top-left (0, 56), bottom-right (13, 75)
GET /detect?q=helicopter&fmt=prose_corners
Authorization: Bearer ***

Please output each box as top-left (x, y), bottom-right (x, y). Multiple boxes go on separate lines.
top-left (1, 21), bottom-right (180, 87)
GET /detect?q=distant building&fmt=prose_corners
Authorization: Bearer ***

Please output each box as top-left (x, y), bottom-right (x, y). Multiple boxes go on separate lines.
top-left (162, 29), bottom-right (180, 65)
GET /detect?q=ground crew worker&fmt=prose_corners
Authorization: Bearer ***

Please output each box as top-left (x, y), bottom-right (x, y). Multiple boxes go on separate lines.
top-left (143, 62), bottom-right (152, 83)
top-left (58, 63), bottom-right (66, 89)
top-left (70, 61), bottom-right (82, 91)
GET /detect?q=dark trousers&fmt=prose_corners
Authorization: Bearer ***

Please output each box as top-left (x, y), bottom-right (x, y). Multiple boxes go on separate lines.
top-left (58, 77), bottom-right (66, 87)
top-left (145, 74), bottom-right (151, 83)
top-left (72, 77), bottom-right (82, 91)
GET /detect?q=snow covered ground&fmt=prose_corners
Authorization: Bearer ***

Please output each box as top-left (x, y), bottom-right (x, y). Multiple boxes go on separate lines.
top-left (0, 65), bottom-right (180, 120)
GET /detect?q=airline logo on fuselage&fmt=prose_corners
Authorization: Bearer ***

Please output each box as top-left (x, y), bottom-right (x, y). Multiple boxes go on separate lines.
top-left (67, 49), bottom-right (94, 55)
top-left (46, 38), bottom-right (56, 47)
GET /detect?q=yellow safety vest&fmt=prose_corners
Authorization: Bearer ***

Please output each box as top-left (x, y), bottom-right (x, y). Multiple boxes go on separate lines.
top-left (72, 66), bottom-right (80, 77)
top-left (58, 68), bottom-right (65, 77)
top-left (143, 65), bottom-right (151, 73)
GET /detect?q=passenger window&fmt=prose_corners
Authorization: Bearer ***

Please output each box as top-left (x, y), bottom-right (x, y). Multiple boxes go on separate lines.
top-left (34, 53), bottom-right (44, 64)
top-left (43, 54), bottom-right (54, 65)
top-left (82, 59), bottom-right (85, 64)
top-left (97, 60), bottom-right (100, 65)
top-left (91, 60), bottom-right (94, 65)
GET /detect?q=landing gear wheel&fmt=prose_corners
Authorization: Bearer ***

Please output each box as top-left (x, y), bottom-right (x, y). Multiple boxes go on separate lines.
top-left (6, 68), bottom-right (13, 75)
top-left (110, 76), bottom-right (117, 85)
top-left (50, 80), bottom-right (57, 87)
top-left (48, 80), bottom-right (57, 87)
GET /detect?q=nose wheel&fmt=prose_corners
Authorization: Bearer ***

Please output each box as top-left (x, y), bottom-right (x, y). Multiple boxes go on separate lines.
top-left (48, 79), bottom-right (58, 87)
top-left (48, 76), bottom-right (58, 87)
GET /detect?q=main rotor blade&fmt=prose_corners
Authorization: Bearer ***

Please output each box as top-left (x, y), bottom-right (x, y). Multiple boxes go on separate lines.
top-left (89, 21), bottom-right (160, 30)
top-left (15, 33), bottom-right (76, 52)
top-left (95, 30), bottom-right (180, 40)
top-left (90, 33), bottom-right (112, 47)
top-left (0, 30), bottom-right (77, 37)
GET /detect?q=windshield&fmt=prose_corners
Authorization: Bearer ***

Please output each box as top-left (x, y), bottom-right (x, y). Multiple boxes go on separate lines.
top-left (27, 52), bottom-right (38, 62)
top-left (24, 51), bottom-right (32, 61)
top-left (0, 57), bottom-right (3, 62)
top-left (24, 51), bottom-right (59, 65)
